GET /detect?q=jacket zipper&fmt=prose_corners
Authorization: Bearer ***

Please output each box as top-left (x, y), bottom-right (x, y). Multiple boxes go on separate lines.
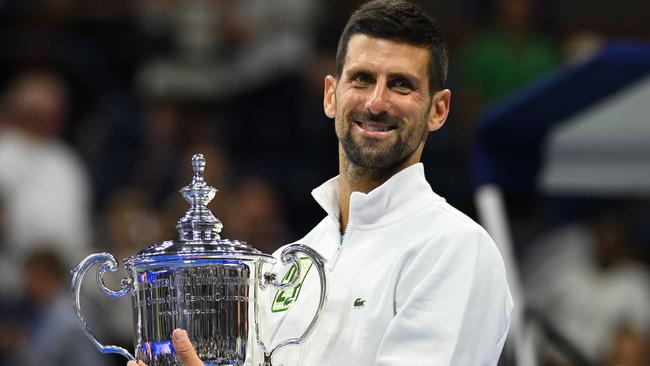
top-left (331, 221), bottom-right (350, 269)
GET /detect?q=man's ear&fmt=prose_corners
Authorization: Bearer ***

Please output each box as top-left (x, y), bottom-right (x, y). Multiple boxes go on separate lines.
top-left (324, 75), bottom-right (337, 119)
top-left (427, 89), bottom-right (451, 132)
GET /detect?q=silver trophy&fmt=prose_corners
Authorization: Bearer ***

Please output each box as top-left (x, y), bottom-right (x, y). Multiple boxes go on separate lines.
top-left (72, 154), bottom-right (327, 366)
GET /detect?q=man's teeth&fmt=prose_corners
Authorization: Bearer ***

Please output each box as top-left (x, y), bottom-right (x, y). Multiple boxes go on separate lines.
top-left (361, 123), bottom-right (391, 132)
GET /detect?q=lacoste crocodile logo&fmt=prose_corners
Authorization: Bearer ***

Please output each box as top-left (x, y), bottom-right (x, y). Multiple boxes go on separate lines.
top-left (353, 298), bottom-right (366, 309)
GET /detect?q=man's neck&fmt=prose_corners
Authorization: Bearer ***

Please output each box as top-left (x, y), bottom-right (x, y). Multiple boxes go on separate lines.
top-left (337, 155), bottom-right (415, 234)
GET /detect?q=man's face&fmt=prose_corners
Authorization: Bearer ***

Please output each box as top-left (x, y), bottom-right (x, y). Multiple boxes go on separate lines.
top-left (324, 34), bottom-right (449, 170)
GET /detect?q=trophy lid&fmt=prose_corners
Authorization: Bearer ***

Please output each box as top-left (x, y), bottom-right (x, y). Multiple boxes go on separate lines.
top-left (127, 154), bottom-right (272, 264)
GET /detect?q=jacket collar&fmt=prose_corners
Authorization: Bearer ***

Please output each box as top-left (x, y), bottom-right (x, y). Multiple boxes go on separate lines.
top-left (311, 163), bottom-right (442, 229)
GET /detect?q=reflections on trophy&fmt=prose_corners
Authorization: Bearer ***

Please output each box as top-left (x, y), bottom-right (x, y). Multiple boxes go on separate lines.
top-left (71, 153), bottom-right (328, 366)
top-left (134, 263), bottom-right (252, 365)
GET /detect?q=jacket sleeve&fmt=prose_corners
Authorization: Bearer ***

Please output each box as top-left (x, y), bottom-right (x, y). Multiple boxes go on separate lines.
top-left (375, 227), bottom-right (513, 366)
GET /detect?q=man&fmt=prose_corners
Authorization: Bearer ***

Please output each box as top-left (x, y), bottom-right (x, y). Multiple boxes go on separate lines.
top-left (129, 1), bottom-right (512, 365)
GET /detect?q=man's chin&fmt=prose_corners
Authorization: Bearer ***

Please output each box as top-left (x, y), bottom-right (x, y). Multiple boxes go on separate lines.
top-left (341, 133), bottom-right (407, 169)
top-left (347, 150), bottom-right (402, 170)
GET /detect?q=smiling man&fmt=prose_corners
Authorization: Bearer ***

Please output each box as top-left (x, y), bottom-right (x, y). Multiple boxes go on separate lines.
top-left (128, 1), bottom-right (512, 366)
top-left (265, 2), bottom-right (512, 364)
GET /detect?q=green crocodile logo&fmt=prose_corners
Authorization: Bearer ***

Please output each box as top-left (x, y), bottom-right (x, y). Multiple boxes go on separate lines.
top-left (353, 298), bottom-right (366, 309)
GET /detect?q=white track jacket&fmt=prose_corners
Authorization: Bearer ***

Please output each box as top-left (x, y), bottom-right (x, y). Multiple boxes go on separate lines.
top-left (269, 163), bottom-right (513, 366)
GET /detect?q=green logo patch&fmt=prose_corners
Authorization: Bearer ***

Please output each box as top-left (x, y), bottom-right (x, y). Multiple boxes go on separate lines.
top-left (353, 298), bottom-right (366, 309)
top-left (271, 257), bottom-right (313, 312)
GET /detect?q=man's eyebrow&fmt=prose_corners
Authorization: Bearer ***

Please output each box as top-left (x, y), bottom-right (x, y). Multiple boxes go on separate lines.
top-left (388, 72), bottom-right (421, 84)
top-left (344, 67), bottom-right (375, 77)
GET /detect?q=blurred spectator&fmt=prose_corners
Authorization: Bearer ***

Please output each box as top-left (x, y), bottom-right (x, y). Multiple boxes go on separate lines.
top-left (222, 176), bottom-right (290, 254)
top-left (0, 195), bottom-right (12, 294)
top-left (0, 300), bottom-right (24, 365)
top-left (135, 0), bottom-right (319, 100)
top-left (523, 211), bottom-right (650, 365)
top-left (562, 31), bottom-right (605, 64)
top-left (0, 196), bottom-right (21, 364)
top-left (100, 187), bottom-right (165, 256)
top-left (0, 70), bottom-right (92, 293)
top-left (4, 248), bottom-right (110, 366)
top-left (607, 326), bottom-right (649, 366)
top-left (553, 0), bottom-right (650, 42)
top-left (457, 0), bottom-right (559, 139)
top-left (95, 186), bottom-right (166, 344)
top-left (130, 98), bottom-right (183, 203)
top-left (217, 0), bottom-right (318, 90)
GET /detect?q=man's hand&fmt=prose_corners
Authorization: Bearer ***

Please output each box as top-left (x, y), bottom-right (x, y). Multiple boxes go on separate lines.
top-left (127, 329), bottom-right (203, 366)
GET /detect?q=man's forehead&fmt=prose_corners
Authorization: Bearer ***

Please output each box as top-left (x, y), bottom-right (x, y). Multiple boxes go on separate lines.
top-left (343, 34), bottom-right (430, 75)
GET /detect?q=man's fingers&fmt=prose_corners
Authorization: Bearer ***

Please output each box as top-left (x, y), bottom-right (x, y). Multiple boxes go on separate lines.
top-left (126, 361), bottom-right (147, 366)
top-left (172, 329), bottom-right (203, 366)
top-left (125, 330), bottom-right (199, 366)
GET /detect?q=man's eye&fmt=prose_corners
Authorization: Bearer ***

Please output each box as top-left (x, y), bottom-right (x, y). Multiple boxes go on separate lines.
top-left (391, 79), bottom-right (414, 91)
top-left (352, 73), bottom-right (373, 84)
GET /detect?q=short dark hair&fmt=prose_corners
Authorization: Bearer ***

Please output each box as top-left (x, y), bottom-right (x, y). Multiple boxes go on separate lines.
top-left (335, 0), bottom-right (448, 92)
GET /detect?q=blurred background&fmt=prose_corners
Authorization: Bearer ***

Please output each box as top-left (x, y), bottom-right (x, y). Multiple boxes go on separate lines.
top-left (0, 0), bottom-right (648, 365)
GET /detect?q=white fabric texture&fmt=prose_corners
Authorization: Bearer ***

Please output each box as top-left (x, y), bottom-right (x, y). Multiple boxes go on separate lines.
top-left (269, 163), bottom-right (513, 366)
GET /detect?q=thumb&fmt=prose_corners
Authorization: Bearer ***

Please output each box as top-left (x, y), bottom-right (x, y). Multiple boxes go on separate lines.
top-left (126, 361), bottom-right (147, 366)
top-left (172, 329), bottom-right (203, 366)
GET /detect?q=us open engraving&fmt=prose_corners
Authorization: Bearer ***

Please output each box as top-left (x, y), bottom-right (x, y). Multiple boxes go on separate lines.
top-left (134, 264), bottom-right (251, 364)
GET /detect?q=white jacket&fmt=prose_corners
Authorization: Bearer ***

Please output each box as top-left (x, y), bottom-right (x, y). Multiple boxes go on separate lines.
top-left (269, 163), bottom-right (513, 366)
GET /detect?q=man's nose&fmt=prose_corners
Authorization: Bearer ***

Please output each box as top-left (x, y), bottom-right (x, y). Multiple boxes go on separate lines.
top-left (365, 83), bottom-right (391, 115)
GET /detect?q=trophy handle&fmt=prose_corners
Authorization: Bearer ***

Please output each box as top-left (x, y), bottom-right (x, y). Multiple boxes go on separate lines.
top-left (262, 244), bottom-right (328, 364)
top-left (71, 252), bottom-right (135, 360)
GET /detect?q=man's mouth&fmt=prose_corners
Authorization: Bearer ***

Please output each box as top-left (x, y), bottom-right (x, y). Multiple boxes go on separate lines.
top-left (355, 121), bottom-right (398, 132)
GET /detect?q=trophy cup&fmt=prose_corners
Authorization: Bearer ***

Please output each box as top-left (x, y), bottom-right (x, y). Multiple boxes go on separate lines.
top-left (72, 154), bottom-right (327, 366)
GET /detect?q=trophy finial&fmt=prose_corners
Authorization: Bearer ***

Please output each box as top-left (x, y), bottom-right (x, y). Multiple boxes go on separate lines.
top-left (192, 154), bottom-right (206, 183)
top-left (177, 153), bottom-right (223, 241)
top-left (182, 154), bottom-right (213, 206)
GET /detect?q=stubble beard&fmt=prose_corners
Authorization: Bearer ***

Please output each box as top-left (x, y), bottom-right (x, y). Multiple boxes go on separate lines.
top-left (338, 110), bottom-right (428, 172)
